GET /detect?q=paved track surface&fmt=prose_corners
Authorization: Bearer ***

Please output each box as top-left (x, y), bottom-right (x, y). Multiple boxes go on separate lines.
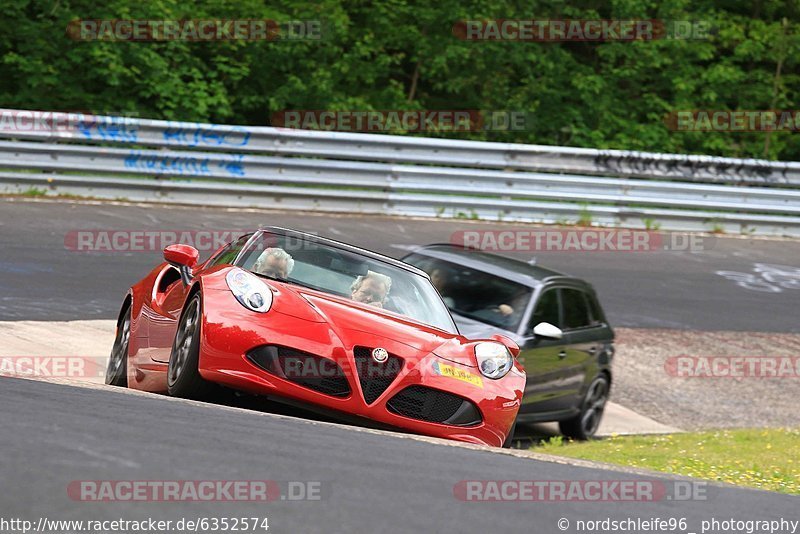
top-left (2, 377), bottom-right (796, 534)
top-left (1, 198), bottom-right (799, 331)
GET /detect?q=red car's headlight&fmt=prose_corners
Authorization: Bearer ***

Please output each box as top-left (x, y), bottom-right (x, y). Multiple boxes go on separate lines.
top-left (474, 342), bottom-right (513, 379)
top-left (225, 268), bottom-right (273, 313)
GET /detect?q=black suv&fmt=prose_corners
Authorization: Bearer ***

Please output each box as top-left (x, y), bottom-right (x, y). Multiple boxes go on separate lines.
top-left (403, 244), bottom-right (614, 440)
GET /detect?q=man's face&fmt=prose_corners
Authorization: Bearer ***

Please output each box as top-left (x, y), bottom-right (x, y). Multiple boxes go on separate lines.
top-left (430, 269), bottom-right (447, 291)
top-left (352, 277), bottom-right (387, 307)
top-left (261, 255), bottom-right (289, 278)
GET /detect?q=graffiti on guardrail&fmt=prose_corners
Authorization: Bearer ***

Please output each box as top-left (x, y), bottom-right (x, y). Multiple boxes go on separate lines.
top-left (593, 151), bottom-right (787, 184)
top-left (0, 110), bottom-right (140, 142)
top-left (716, 263), bottom-right (800, 293)
top-left (163, 124), bottom-right (251, 147)
top-left (124, 150), bottom-right (245, 177)
top-left (218, 154), bottom-right (245, 176)
top-left (0, 108), bottom-right (798, 237)
top-left (78, 119), bottom-right (139, 143)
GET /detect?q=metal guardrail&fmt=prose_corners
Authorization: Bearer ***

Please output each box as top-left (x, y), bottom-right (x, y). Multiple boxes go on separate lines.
top-left (0, 109), bottom-right (799, 236)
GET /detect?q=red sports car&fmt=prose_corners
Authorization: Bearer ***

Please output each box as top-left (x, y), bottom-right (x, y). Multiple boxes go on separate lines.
top-left (105, 227), bottom-right (525, 447)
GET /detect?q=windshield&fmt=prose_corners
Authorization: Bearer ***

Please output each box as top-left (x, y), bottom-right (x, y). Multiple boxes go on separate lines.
top-left (403, 254), bottom-right (533, 333)
top-left (235, 231), bottom-right (458, 334)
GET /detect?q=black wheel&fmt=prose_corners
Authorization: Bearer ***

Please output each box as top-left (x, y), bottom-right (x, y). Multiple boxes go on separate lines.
top-left (559, 375), bottom-right (609, 440)
top-left (105, 304), bottom-right (130, 387)
top-left (167, 293), bottom-right (215, 399)
top-left (502, 420), bottom-right (517, 449)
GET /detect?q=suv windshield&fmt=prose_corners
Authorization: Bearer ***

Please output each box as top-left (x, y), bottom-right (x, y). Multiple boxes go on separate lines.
top-left (404, 255), bottom-right (532, 333)
top-left (235, 231), bottom-right (457, 334)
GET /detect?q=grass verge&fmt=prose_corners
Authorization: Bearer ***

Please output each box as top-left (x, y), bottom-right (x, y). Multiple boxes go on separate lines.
top-left (536, 428), bottom-right (799, 495)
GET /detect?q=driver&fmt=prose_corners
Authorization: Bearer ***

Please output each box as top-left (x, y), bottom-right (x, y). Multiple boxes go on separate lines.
top-left (351, 270), bottom-right (392, 308)
top-left (252, 247), bottom-right (295, 279)
top-left (430, 267), bottom-right (455, 308)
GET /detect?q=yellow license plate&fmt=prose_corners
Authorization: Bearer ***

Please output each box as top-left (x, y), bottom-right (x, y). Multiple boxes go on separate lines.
top-left (434, 361), bottom-right (483, 388)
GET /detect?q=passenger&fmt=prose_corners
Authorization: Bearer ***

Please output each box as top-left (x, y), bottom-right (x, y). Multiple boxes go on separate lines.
top-left (351, 270), bottom-right (392, 308)
top-left (252, 247), bottom-right (294, 279)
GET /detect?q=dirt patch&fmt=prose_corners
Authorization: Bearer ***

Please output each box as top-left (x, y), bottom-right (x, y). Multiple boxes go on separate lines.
top-left (611, 328), bottom-right (800, 430)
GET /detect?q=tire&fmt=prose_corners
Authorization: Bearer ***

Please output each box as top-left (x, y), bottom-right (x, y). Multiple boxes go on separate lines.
top-left (167, 293), bottom-right (215, 399)
top-left (502, 420), bottom-right (517, 449)
top-left (559, 375), bottom-right (609, 440)
top-left (105, 304), bottom-right (131, 387)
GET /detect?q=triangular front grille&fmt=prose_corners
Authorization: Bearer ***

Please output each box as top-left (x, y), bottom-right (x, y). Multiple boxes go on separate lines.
top-left (353, 346), bottom-right (403, 404)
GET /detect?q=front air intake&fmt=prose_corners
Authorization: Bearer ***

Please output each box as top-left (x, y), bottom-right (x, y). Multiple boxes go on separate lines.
top-left (247, 345), bottom-right (351, 397)
top-left (387, 385), bottom-right (482, 426)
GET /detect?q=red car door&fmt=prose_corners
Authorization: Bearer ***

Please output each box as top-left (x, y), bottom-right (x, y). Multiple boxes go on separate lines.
top-left (146, 266), bottom-right (190, 363)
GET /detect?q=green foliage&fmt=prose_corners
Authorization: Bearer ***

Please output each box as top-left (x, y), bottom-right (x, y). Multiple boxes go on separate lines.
top-left (537, 428), bottom-right (800, 495)
top-left (1, 0), bottom-right (799, 159)
top-left (21, 186), bottom-right (46, 196)
top-left (577, 204), bottom-right (593, 226)
top-left (710, 220), bottom-right (726, 233)
top-left (643, 218), bottom-right (661, 230)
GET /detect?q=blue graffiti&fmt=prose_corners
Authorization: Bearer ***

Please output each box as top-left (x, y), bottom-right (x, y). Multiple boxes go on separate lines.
top-left (124, 150), bottom-right (246, 177)
top-left (78, 117), bottom-right (139, 143)
top-left (125, 151), bottom-right (210, 175)
top-left (163, 124), bottom-right (251, 148)
top-left (217, 154), bottom-right (245, 176)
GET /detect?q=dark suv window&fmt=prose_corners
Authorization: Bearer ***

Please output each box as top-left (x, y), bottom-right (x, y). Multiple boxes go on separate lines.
top-left (402, 254), bottom-right (532, 332)
top-left (561, 288), bottom-right (592, 330)
top-left (586, 293), bottom-right (606, 326)
top-left (530, 289), bottom-right (560, 329)
top-left (206, 234), bottom-right (251, 268)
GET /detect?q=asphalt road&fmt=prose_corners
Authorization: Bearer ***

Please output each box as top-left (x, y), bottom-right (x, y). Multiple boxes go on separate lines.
top-left (2, 377), bottom-right (796, 534)
top-left (1, 198), bottom-right (799, 331)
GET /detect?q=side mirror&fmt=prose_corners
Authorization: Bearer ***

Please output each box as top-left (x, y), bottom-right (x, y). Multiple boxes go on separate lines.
top-left (164, 244), bottom-right (199, 286)
top-left (532, 322), bottom-right (563, 340)
top-left (490, 333), bottom-right (520, 359)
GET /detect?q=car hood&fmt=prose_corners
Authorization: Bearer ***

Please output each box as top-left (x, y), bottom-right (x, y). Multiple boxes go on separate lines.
top-left (202, 269), bottom-right (503, 368)
top-left (272, 284), bottom-right (459, 358)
